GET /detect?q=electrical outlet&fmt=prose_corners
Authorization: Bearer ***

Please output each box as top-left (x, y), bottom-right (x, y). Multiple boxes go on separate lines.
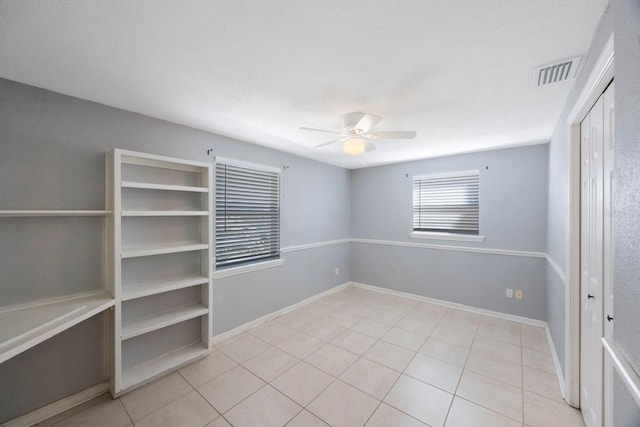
top-left (334, 267), bottom-right (339, 276)
top-left (515, 289), bottom-right (523, 300)
top-left (506, 288), bottom-right (513, 298)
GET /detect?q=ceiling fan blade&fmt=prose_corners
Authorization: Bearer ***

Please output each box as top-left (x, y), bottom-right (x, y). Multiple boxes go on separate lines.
top-left (299, 127), bottom-right (342, 135)
top-left (313, 138), bottom-right (345, 148)
top-left (355, 113), bottom-right (383, 133)
top-left (364, 141), bottom-right (377, 152)
top-left (366, 131), bottom-right (417, 140)
top-left (341, 112), bottom-right (382, 132)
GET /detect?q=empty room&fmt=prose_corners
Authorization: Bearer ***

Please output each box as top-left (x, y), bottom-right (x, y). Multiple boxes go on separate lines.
top-left (0, 1), bottom-right (639, 426)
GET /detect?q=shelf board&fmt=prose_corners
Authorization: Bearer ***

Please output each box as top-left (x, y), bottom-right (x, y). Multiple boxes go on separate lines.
top-left (121, 343), bottom-right (208, 392)
top-left (122, 276), bottom-right (210, 301)
top-left (122, 210), bottom-right (208, 217)
top-left (0, 292), bottom-right (115, 364)
top-left (121, 181), bottom-right (208, 193)
top-left (119, 149), bottom-right (211, 172)
top-left (0, 210), bottom-right (112, 217)
top-left (121, 243), bottom-right (209, 258)
top-left (121, 305), bottom-right (208, 340)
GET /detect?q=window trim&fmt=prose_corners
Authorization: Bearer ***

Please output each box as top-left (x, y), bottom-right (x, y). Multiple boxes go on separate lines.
top-left (214, 156), bottom-right (281, 271)
top-left (212, 258), bottom-right (284, 279)
top-left (412, 169), bottom-right (479, 182)
top-left (214, 156), bottom-right (281, 175)
top-left (411, 169), bottom-right (481, 239)
top-left (409, 231), bottom-right (485, 242)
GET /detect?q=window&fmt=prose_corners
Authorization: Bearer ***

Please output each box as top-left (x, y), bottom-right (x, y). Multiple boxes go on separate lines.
top-left (215, 158), bottom-right (280, 269)
top-left (412, 170), bottom-right (480, 235)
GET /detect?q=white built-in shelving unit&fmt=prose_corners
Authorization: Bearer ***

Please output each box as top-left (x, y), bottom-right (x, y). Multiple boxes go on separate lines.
top-left (108, 149), bottom-right (212, 396)
top-left (0, 209), bottom-right (114, 365)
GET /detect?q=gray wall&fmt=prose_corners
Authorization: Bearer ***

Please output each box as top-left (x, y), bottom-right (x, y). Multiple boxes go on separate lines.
top-left (214, 243), bottom-right (350, 334)
top-left (0, 78), bottom-right (350, 422)
top-left (546, 263), bottom-right (566, 369)
top-left (614, 371), bottom-right (640, 426)
top-left (611, 0), bottom-right (640, 420)
top-left (351, 144), bottom-right (549, 319)
top-left (0, 315), bottom-right (107, 423)
top-left (544, 4), bottom-right (613, 376)
top-left (545, 0), bottom-right (640, 417)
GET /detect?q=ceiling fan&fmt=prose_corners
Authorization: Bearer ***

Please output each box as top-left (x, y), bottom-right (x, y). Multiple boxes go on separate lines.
top-left (300, 112), bottom-right (417, 156)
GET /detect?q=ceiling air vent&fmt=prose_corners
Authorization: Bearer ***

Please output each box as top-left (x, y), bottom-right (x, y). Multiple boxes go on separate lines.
top-left (533, 56), bottom-right (582, 87)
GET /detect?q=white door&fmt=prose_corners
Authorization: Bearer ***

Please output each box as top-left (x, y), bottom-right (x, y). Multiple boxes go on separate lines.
top-left (580, 81), bottom-right (614, 427)
top-left (602, 83), bottom-right (615, 426)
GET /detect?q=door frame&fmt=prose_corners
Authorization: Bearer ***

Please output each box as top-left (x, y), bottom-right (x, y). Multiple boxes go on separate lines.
top-left (565, 32), bottom-right (614, 408)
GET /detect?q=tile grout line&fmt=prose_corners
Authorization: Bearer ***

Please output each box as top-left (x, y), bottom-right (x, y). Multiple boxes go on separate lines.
top-left (121, 372), bottom-right (194, 424)
top-left (449, 316), bottom-right (536, 425)
top-left (222, 328), bottom-right (337, 426)
top-left (358, 325), bottom-right (406, 427)
top-left (178, 370), bottom-right (227, 425)
top-left (391, 306), bottom-right (450, 425)
top-left (210, 341), bottom-right (276, 419)
top-left (454, 395), bottom-right (525, 425)
top-left (281, 406), bottom-right (305, 427)
top-left (270, 358), bottom-right (336, 424)
top-left (360, 304), bottom-right (452, 426)
top-left (116, 398), bottom-right (135, 426)
top-left (443, 313), bottom-right (481, 426)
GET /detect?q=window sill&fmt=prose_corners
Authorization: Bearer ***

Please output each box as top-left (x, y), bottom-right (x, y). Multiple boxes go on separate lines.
top-left (212, 258), bottom-right (284, 279)
top-left (409, 231), bottom-right (485, 243)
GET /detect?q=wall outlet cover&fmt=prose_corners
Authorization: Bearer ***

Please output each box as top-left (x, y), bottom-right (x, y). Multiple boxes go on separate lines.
top-left (515, 289), bottom-right (523, 300)
top-left (506, 288), bottom-right (513, 298)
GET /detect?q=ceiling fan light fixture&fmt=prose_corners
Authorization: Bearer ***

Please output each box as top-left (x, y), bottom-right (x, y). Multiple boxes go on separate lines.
top-left (303, 112), bottom-right (416, 154)
top-left (343, 137), bottom-right (366, 155)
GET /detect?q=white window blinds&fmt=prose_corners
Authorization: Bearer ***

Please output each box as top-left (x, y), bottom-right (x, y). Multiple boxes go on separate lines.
top-left (412, 171), bottom-right (479, 234)
top-left (215, 160), bottom-right (280, 269)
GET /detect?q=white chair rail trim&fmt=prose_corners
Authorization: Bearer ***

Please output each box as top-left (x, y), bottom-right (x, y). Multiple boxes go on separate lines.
top-left (602, 337), bottom-right (640, 408)
top-left (352, 238), bottom-right (546, 259)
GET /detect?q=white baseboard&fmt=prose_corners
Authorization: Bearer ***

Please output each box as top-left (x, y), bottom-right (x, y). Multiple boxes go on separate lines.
top-left (212, 282), bottom-right (351, 344)
top-left (546, 325), bottom-right (567, 401)
top-left (2, 382), bottom-right (109, 427)
top-left (350, 281), bottom-right (547, 327)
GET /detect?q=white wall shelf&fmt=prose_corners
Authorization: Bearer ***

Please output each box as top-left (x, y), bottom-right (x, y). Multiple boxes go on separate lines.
top-left (121, 211), bottom-right (208, 217)
top-left (0, 210), bottom-right (112, 217)
top-left (121, 276), bottom-right (210, 301)
top-left (109, 148), bottom-right (212, 396)
top-left (0, 292), bottom-right (114, 364)
top-left (121, 181), bottom-right (208, 193)
top-left (121, 305), bottom-right (208, 340)
top-left (121, 243), bottom-right (209, 259)
top-left (121, 343), bottom-right (208, 391)
top-left (0, 158), bottom-right (115, 375)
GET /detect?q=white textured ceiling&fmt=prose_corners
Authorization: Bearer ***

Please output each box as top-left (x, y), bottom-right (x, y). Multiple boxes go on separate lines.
top-left (0, 1), bottom-right (607, 168)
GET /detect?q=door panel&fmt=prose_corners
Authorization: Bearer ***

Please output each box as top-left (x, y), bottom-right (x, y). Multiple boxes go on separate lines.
top-left (580, 81), bottom-right (613, 427)
top-left (580, 108), bottom-right (594, 426)
top-left (602, 84), bottom-right (615, 426)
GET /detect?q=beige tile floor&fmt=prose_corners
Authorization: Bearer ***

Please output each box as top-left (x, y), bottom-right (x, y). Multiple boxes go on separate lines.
top-left (39, 286), bottom-right (585, 427)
